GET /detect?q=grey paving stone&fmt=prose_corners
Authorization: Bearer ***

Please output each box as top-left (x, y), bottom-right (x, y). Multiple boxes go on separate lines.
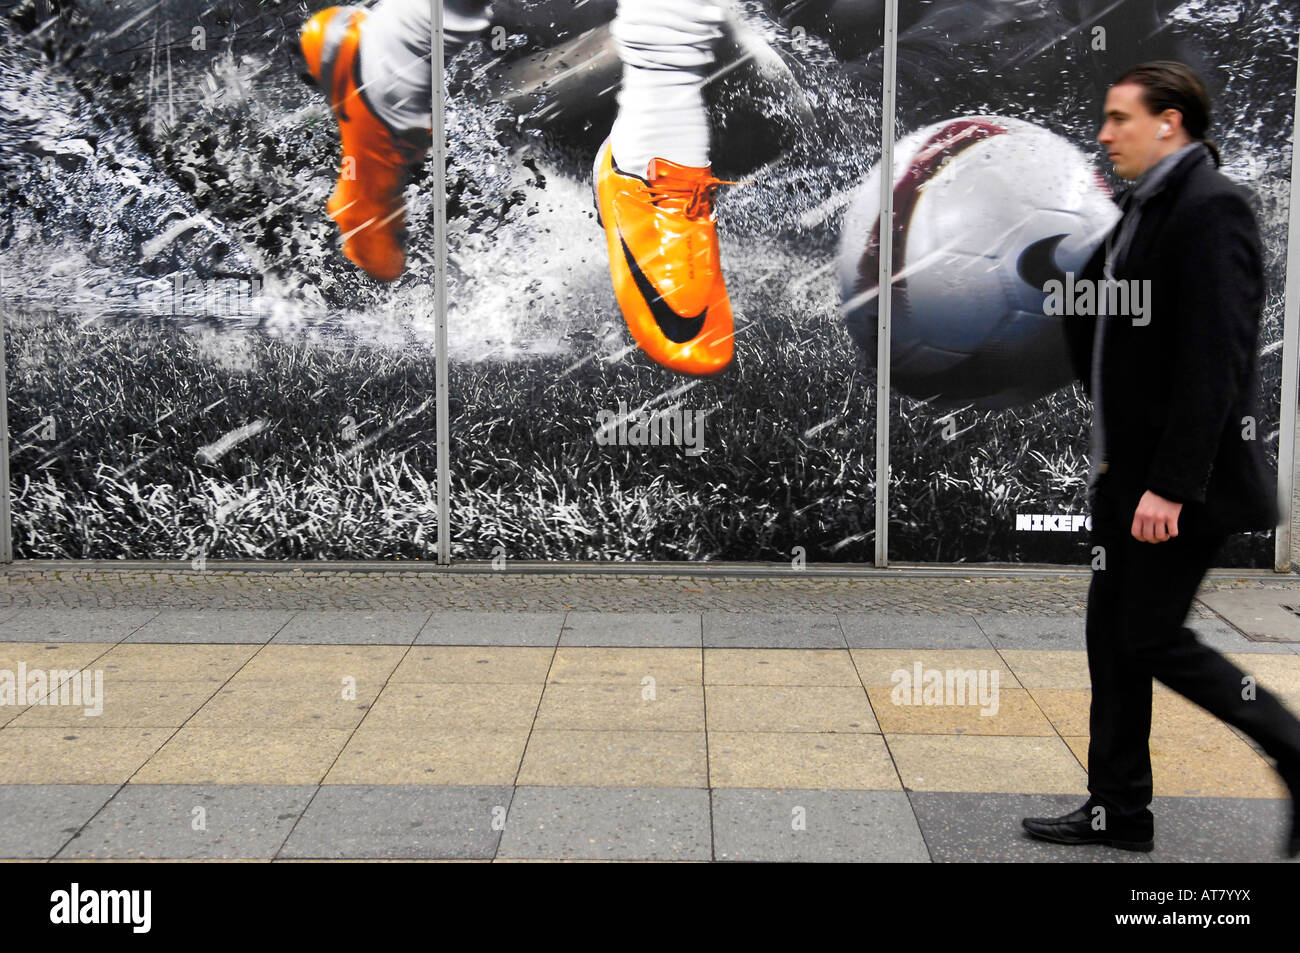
top-left (0, 608), bottom-right (158, 642)
top-left (1188, 619), bottom-right (1298, 654)
top-left (559, 612), bottom-right (700, 647)
top-left (973, 614), bottom-right (1085, 650)
top-left (125, 609), bottom-right (295, 644)
top-left (0, 785), bottom-right (119, 858)
top-left (840, 613), bottom-right (992, 649)
top-left (1199, 590), bottom-right (1300, 643)
top-left (271, 610), bottom-right (430, 645)
top-left (712, 788), bottom-right (930, 862)
top-left (497, 786), bottom-right (712, 860)
top-left (279, 785), bottom-right (509, 859)
top-left (58, 785), bottom-right (315, 860)
top-left (909, 792), bottom-right (1151, 863)
top-left (417, 611), bottom-right (565, 646)
top-left (0, 608), bottom-right (20, 627)
top-left (1145, 795), bottom-right (1294, 862)
top-left (703, 612), bottom-right (844, 649)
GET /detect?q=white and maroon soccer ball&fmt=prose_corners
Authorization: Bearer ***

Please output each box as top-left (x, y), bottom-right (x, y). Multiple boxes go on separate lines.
top-left (837, 115), bottom-right (1119, 410)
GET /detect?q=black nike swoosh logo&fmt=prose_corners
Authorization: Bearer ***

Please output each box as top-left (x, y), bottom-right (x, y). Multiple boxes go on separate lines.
top-left (1017, 233), bottom-right (1069, 289)
top-left (620, 234), bottom-right (707, 344)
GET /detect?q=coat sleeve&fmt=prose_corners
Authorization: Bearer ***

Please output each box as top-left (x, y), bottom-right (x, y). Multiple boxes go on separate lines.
top-left (1064, 242), bottom-right (1106, 394)
top-left (1144, 189), bottom-right (1263, 505)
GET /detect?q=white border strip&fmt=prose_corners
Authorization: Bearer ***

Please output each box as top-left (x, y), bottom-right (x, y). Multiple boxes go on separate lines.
top-left (433, 0), bottom-right (451, 565)
top-left (1275, 35), bottom-right (1300, 572)
top-left (874, 0), bottom-right (898, 567)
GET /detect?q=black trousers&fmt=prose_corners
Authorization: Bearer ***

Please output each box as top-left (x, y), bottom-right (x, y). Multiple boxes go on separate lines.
top-left (1085, 523), bottom-right (1300, 817)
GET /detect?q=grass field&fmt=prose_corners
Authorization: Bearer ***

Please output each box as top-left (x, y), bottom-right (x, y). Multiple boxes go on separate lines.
top-left (4, 298), bottom-right (1277, 567)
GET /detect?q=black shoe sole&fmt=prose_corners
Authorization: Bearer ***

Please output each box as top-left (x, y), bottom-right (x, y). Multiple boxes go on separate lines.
top-left (1022, 824), bottom-right (1154, 852)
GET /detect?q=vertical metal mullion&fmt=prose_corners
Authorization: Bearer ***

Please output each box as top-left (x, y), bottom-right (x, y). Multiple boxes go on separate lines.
top-left (874, 0), bottom-right (898, 567)
top-left (1276, 38), bottom-right (1300, 573)
top-left (0, 271), bottom-right (11, 563)
top-left (433, 0), bottom-right (451, 565)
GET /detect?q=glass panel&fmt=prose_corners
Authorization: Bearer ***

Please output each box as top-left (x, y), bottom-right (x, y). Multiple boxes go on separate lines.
top-left (1, 1), bottom-right (439, 559)
top-left (873, 0), bottom-right (1295, 567)
top-left (447, 0), bottom-right (883, 563)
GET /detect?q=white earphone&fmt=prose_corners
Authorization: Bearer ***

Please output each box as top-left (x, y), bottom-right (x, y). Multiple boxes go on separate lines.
top-left (1158, 122), bottom-right (1171, 139)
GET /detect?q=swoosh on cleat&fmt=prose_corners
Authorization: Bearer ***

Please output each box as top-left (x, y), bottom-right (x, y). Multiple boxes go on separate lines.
top-left (620, 234), bottom-right (707, 344)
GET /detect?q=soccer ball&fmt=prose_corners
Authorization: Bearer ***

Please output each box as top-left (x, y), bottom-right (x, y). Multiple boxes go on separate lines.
top-left (838, 115), bottom-right (1119, 410)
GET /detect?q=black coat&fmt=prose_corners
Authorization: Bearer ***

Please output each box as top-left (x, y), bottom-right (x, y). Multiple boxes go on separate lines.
top-left (1064, 146), bottom-right (1279, 536)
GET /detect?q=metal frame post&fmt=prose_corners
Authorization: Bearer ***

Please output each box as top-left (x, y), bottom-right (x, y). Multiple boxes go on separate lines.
top-left (433, 0), bottom-right (451, 565)
top-left (1275, 35), bottom-right (1300, 572)
top-left (874, 0), bottom-right (898, 567)
top-left (0, 270), bottom-right (11, 563)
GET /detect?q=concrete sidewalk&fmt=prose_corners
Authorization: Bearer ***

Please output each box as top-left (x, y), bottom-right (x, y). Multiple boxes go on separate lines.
top-left (1, 566), bottom-right (1298, 862)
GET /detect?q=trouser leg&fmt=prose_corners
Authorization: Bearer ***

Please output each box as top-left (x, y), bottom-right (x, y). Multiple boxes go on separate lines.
top-left (359, 0), bottom-right (493, 133)
top-left (1087, 527), bottom-right (1300, 816)
top-left (1084, 528), bottom-right (1158, 818)
top-left (609, 0), bottom-right (728, 176)
top-left (1119, 533), bottom-right (1300, 772)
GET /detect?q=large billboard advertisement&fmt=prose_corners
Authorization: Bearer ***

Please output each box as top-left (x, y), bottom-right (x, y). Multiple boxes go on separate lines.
top-left (1, 0), bottom-right (1295, 566)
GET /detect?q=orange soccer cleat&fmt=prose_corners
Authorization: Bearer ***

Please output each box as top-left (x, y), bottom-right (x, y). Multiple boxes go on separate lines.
top-left (593, 139), bottom-right (740, 376)
top-left (300, 6), bottom-right (431, 281)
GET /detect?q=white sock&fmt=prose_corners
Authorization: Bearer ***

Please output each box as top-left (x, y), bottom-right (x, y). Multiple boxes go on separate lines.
top-left (609, 0), bottom-right (727, 176)
top-left (358, 0), bottom-right (492, 133)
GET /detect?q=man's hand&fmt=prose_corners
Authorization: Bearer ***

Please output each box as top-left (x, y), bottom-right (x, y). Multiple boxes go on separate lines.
top-left (1131, 490), bottom-right (1182, 543)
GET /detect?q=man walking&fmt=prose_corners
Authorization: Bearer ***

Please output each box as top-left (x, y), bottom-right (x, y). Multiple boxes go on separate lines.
top-left (1022, 61), bottom-right (1300, 857)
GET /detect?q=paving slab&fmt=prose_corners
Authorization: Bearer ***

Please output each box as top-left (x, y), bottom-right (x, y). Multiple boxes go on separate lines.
top-left (973, 614), bottom-right (1085, 650)
top-left (548, 647), bottom-right (700, 685)
top-left (704, 648), bottom-right (860, 686)
top-left (888, 734), bottom-right (1089, 795)
top-left (279, 785), bottom-right (510, 859)
top-left (1060, 734), bottom-right (1286, 800)
top-left (559, 612), bottom-right (701, 647)
top-left (0, 726), bottom-right (173, 784)
top-left (58, 785), bottom-right (315, 860)
top-left (0, 785), bottom-right (119, 858)
top-left (535, 682), bottom-right (704, 732)
top-left (496, 786), bottom-right (712, 861)
top-left (416, 612), bottom-right (566, 646)
top-left (323, 727), bottom-right (529, 785)
top-left (1199, 590), bottom-right (1300, 644)
top-left (703, 612), bottom-right (845, 649)
top-left (1, 609), bottom-right (159, 642)
top-left (125, 610), bottom-right (294, 644)
top-left (708, 731), bottom-right (899, 790)
top-left (909, 792), bottom-right (1150, 863)
top-left (840, 613), bottom-right (992, 649)
top-left (705, 685), bottom-right (879, 733)
top-left (1145, 795), bottom-right (1296, 862)
top-left (517, 729), bottom-right (707, 787)
top-left (272, 610), bottom-right (430, 645)
top-left (712, 788), bottom-right (930, 862)
top-left (133, 726), bottom-right (353, 785)
top-left (391, 646), bottom-right (554, 683)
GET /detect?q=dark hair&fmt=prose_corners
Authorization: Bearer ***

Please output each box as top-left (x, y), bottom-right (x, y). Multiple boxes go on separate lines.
top-left (1112, 60), bottom-right (1221, 168)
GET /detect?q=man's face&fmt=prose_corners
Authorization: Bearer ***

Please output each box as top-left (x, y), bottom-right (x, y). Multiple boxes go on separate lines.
top-left (1097, 83), bottom-right (1166, 180)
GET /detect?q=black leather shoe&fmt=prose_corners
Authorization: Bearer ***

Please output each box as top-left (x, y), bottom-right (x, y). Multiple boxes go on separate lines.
top-left (1022, 800), bottom-right (1154, 852)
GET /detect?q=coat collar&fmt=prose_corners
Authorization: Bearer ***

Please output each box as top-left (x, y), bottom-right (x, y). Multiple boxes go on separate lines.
top-left (1118, 141), bottom-right (1213, 210)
